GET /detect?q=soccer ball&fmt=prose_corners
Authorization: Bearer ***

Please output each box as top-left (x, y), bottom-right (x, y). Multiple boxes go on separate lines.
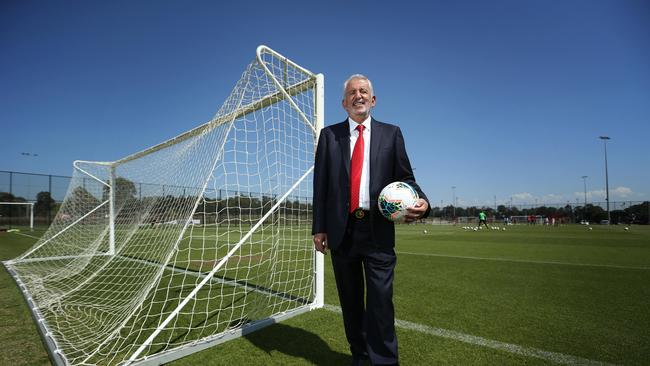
top-left (378, 182), bottom-right (419, 222)
top-left (624, 227), bottom-right (629, 231)
top-left (423, 230), bottom-right (428, 234)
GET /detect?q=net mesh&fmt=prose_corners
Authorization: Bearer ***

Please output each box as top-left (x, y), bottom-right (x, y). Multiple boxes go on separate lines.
top-left (5, 48), bottom-right (319, 365)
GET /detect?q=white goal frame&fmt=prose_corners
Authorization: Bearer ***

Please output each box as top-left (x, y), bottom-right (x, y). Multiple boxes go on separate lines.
top-left (510, 215), bottom-right (544, 224)
top-left (3, 45), bottom-right (324, 366)
top-left (0, 201), bottom-right (34, 231)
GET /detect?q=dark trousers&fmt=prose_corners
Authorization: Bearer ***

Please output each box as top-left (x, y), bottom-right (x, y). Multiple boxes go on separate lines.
top-left (331, 214), bottom-right (398, 365)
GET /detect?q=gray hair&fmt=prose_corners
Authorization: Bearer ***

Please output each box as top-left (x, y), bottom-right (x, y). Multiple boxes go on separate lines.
top-left (343, 74), bottom-right (374, 97)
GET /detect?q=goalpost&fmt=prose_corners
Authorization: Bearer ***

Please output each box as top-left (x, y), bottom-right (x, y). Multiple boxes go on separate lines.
top-left (3, 46), bottom-right (324, 366)
top-left (0, 202), bottom-right (34, 231)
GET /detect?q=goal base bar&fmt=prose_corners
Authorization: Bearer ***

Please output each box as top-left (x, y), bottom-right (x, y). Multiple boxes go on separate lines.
top-left (130, 305), bottom-right (316, 366)
top-left (2, 260), bottom-right (68, 366)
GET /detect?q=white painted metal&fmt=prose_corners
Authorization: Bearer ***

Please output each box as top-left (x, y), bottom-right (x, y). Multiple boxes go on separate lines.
top-left (29, 203), bottom-right (34, 231)
top-left (131, 306), bottom-right (313, 366)
top-left (2, 262), bottom-right (68, 366)
top-left (255, 45), bottom-right (316, 134)
top-left (108, 167), bottom-right (116, 255)
top-left (313, 73), bottom-right (325, 309)
top-left (72, 161), bottom-right (111, 186)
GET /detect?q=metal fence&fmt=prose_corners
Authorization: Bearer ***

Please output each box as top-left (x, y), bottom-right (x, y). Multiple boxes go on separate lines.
top-left (0, 170), bottom-right (313, 228)
top-left (1, 170), bottom-right (648, 226)
top-left (0, 171), bottom-right (71, 227)
top-left (428, 200), bottom-right (649, 225)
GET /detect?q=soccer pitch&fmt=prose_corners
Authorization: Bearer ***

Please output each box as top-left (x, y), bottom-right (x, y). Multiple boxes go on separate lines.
top-left (2, 224), bottom-right (649, 365)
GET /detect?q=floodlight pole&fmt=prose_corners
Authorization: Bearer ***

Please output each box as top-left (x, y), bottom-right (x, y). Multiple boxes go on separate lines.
top-left (599, 136), bottom-right (611, 224)
top-left (451, 186), bottom-right (456, 218)
top-left (581, 176), bottom-right (588, 206)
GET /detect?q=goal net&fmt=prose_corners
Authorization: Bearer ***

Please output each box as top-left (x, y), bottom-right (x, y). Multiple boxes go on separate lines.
top-left (3, 46), bottom-right (324, 366)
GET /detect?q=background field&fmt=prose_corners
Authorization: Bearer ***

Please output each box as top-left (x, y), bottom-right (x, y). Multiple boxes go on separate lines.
top-left (2, 224), bottom-right (649, 365)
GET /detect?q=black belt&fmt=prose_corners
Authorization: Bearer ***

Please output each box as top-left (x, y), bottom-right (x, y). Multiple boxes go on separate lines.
top-left (351, 208), bottom-right (370, 219)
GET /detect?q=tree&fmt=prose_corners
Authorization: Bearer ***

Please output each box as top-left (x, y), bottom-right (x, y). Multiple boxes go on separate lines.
top-left (34, 191), bottom-right (55, 218)
top-left (624, 201), bottom-right (649, 225)
top-left (582, 204), bottom-right (606, 223)
top-left (36, 191), bottom-right (58, 224)
top-left (0, 192), bottom-right (16, 220)
top-left (71, 187), bottom-right (101, 207)
top-left (0, 192), bottom-right (16, 202)
top-left (102, 177), bottom-right (137, 203)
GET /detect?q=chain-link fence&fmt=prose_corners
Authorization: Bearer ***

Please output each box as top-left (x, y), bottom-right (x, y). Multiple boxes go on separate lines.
top-left (1, 170), bottom-right (314, 229)
top-left (428, 200), bottom-right (649, 225)
top-left (2, 170), bottom-right (649, 227)
top-left (0, 171), bottom-right (71, 227)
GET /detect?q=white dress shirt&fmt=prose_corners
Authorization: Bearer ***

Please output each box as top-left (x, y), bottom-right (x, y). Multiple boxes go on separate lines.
top-left (348, 116), bottom-right (371, 210)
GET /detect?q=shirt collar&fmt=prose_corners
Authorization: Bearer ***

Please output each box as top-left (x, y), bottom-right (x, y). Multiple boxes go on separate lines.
top-left (348, 115), bottom-right (372, 134)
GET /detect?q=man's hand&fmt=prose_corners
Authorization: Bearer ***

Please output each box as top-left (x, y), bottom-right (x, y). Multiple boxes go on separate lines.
top-left (313, 233), bottom-right (328, 254)
top-left (405, 198), bottom-right (429, 223)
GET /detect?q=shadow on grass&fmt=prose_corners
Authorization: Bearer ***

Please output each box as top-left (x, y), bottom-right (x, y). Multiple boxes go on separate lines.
top-left (245, 322), bottom-right (349, 365)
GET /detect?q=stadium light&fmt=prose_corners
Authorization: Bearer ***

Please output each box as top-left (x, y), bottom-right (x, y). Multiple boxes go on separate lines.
top-left (599, 136), bottom-right (611, 224)
top-left (581, 176), bottom-right (588, 206)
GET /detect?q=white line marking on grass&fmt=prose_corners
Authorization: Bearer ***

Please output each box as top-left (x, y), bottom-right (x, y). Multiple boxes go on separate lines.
top-left (9, 231), bottom-right (42, 240)
top-left (396, 251), bottom-right (650, 270)
top-left (323, 304), bottom-right (617, 366)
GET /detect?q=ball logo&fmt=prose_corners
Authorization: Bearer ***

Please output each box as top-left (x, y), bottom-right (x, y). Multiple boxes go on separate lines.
top-left (378, 182), bottom-right (418, 222)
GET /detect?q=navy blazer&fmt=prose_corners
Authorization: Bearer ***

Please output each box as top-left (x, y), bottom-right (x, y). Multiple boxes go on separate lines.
top-left (312, 118), bottom-right (430, 250)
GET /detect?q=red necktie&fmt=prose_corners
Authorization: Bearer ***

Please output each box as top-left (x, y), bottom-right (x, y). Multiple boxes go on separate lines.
top-left (350, 125), bottom-right (365, 213)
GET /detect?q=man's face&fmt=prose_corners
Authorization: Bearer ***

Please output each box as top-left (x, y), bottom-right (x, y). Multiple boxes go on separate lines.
top-left (342, 78), bottom-right (376, 122)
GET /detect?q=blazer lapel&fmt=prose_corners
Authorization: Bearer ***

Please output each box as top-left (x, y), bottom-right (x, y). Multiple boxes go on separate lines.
top-left (335, 121), bottom-right (351, 182)
top-left (369, 118), bottom-right (384, 194)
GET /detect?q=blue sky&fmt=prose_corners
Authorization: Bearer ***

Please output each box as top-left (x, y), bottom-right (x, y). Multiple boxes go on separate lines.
top-left (1, 0), bottom-right (649, 207)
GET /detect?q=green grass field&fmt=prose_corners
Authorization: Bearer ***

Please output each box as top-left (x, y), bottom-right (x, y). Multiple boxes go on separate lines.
top-left (2, 224), bottom-right (649, 365)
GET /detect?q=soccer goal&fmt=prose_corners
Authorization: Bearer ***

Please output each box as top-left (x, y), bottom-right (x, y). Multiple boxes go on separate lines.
top-left (0, 201), bottom-right (34, 231)
top-left (3, 45), bottom-right (324, 366)
top-left (510, 215), bottom-right (544, 224)
top-left (456, 216), bottom-right (477, 225)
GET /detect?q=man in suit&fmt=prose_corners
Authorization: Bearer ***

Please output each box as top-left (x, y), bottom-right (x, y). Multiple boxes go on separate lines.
top-left (312, 74), bottom-right (430, 365)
